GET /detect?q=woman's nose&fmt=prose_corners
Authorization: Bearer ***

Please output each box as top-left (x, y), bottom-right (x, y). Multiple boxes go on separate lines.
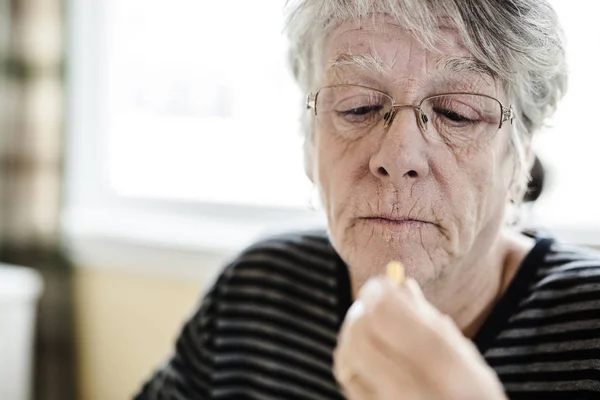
top-left (369, 107), bottom-right (429, 182)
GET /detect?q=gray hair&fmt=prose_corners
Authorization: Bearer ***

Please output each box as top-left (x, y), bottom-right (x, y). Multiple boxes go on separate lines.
top-left (284, 0), bottom-right (568, 204)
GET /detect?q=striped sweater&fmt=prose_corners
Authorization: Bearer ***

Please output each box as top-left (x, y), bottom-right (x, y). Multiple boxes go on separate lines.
top-left (135, 230), bottom-right (600, 399)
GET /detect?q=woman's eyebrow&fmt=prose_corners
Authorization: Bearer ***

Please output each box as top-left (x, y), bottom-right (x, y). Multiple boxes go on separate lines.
top-left (327, 53), bottom-right (494, 77)
top-left (435, 55), bottom-right (495, 77)
top-left (327, 53), bottom-right (390, 75)
top-left (324, 52), bottom-right (497, 92)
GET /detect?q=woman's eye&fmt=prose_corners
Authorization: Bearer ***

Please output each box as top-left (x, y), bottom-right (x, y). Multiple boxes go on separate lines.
top-left (341, 105), bottom-right (383, 117)
top-left (434, 108), bottom-right (477, 123)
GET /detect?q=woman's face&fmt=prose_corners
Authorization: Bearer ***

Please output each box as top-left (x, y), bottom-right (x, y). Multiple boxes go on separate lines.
top-left (311, 16), bottom-right (515, 287)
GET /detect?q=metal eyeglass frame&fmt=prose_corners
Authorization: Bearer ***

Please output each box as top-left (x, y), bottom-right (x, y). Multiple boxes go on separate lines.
top-left (306, 84), bottom-right (514, 130)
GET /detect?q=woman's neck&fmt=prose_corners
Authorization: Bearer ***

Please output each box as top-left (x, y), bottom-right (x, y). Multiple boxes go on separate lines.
top-left (422, 230), bottom-right (534, 338)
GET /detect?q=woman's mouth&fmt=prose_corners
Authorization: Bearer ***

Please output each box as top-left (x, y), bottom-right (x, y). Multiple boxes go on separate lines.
top-left (361, 217), bottom-right (431, 229)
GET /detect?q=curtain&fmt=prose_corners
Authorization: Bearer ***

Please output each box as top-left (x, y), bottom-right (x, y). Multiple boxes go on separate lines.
top-left (0, 0), bottom-right (76, 399)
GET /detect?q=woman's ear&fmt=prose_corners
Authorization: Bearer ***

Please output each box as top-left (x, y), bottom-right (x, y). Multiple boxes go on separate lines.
top-left (303, 135), bottom-right (315, 183)
top-left (304, 142), bottom-right (322, 210)
top-left (304, 157), bottom-right (314, 183)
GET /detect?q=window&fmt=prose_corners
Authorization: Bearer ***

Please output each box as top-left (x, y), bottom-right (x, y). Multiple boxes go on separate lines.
top-left (65, 0), bottom-right (600, 257)
top-left (529, 1), bottom-right (600, 241)
top-left (104, 0), bottom-right (312, 208)
top-left (65, 0), bottom-right (321, 256)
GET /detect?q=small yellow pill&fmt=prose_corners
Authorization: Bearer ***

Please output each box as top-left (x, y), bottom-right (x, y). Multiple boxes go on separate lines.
top-left (386, 261), bottom-right (405, 285)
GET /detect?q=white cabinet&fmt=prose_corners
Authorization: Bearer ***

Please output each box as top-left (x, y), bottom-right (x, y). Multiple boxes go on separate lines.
top-left (0, 265), bottom-right (43, 400)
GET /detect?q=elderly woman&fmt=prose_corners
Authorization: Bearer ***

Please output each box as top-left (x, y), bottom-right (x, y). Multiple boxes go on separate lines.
top-left (136, 0), bottom-right (600, 399)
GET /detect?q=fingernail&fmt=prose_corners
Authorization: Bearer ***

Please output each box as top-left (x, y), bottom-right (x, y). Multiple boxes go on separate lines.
top-left (360, 279), bottom-right (383, 303)
top-left (345, 299), bottom-right (365, 321)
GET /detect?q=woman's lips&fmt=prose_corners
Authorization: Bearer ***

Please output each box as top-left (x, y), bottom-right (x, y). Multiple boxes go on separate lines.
top-left (360, 217), bottom-right (432, 228)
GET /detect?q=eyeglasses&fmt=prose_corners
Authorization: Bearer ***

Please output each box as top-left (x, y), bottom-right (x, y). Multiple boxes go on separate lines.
top-left (306, 84), bottom-right (514, 144)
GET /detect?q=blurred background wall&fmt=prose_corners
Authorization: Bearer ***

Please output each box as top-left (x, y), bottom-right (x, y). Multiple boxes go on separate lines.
top-left (0, 0), bottom-right (76, 399)
top-left (73, 266), bottom-right (206, 399)
top-left (0, 1), bottom-right (208, 399)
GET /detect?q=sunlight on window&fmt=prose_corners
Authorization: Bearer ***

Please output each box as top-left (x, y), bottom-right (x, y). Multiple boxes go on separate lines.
top-left (106, 0), bottom-right (312, 209)
top-left (532, 1), bottom-right (600, 228)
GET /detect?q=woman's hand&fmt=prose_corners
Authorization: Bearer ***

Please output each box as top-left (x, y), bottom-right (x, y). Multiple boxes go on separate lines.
top-left (333, 277), bottom-right (507, 400)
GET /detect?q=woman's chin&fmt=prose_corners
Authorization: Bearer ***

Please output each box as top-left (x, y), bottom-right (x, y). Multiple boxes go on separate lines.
top-left (344, 239), bottom-right (440, 285)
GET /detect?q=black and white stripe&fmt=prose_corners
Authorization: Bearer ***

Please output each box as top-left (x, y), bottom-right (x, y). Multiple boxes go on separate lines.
top-left (135, 232), bottom-right (600, 399)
